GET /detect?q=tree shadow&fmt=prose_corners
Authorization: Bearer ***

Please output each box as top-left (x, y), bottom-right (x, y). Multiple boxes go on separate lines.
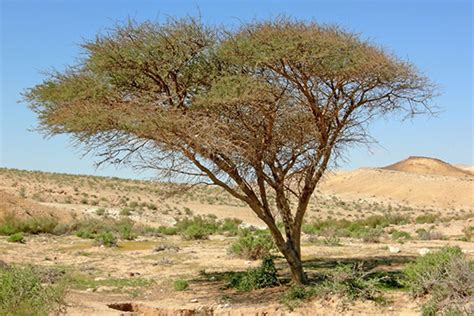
top-left (302, 254), bottom-right (417, 271)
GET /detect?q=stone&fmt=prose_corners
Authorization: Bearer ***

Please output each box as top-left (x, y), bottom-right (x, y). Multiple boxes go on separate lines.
top-left (388, 246), bottom-right (401, 253)
top-left (418, 248), bottom-right (430, 256)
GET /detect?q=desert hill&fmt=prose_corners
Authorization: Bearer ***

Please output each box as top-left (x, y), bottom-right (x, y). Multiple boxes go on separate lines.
top-left (320, 157), bottom-right (474, 210)
top-left (0, 190), bottom-right (73, 222)
top-left (383, 156), bottom-right (473, 177)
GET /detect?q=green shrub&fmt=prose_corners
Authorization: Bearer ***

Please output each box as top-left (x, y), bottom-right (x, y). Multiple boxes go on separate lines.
top-left (0, 265), bottom-right (67, 315)
top-left (156, 226), bottom-right (178, 235)
top-left (281, 285), bottom-right (317, 310)
top-left (461, 226), bottom-right (473, 241)
top-left (415, 214), bottom-right (438, 224)
top-left (120, 207), bottom-right (133, 216)
top-left (404, 247), bottom-right (473, 315)
top-left (219, 218), bottom-right (242, 236)
top-left (95, 208), bottom-right (106, 216)
top-left (117, 220), bottom-right (137, 240)
top-left (228, 229), bottom-right (275, 260)
top-left (0, 214), bottom-right (59, 236)
top-left (390, 230), bottom-right (412, 241)
top-left (316, 265), bottom-right (383, 302)
top-left (95, 232), bottom-right (117, 247)
top-left (227, 257), bottom-right (278, 291)
top-left (7, 232), bottom-right (25, 243)
top-left (176, 215), bottom-right (219, 240)
top-left (174, 279), bottom-right (189, 291)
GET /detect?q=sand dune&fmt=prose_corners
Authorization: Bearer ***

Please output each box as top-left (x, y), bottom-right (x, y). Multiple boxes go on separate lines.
top-left (320, 157), bottom-right (474, 210)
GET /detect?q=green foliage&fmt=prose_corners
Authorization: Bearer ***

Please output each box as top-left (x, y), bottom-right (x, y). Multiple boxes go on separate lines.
top-left (156, 226), bottom-right (178, 235)
top-left (315, 265), bottom-right (383, 302)
top-left (415, 214), bottom-right (438, 224)
top-left (94, 231), bottom-right (117, 247)
top-left (218, 218), bottom-right (242, 236)
top-left (0, 214), bottom-right (59, 236)
top-left (390, 230), bottom-right (412, 241)
top-left (173, 279), bottom-right (189, 291)
top-left (227, 257), bottom-right (278, 291)
top-left (95, 208), bottom-right (106, 216)
top-left (117, 220), bottom-right (137, 240)
top-left (0, 265), bottom-right (67, 316)
top-left (7, 232), bottom-right (25, 243)
top-left (119, 207), bottom-right (133, 216)
top-left (281, 285), bottom-right (317, 310)
top-left (228, 229), bottom-right (275, 260)
top-left (404, 247), bottom-right (474, 315)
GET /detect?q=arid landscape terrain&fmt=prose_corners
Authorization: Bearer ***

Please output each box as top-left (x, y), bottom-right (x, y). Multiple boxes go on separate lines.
top-left (1, 156), bottom-right (473, 315)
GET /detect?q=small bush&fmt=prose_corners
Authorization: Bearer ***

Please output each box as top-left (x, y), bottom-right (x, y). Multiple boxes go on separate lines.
top-left (390, 230), bottom-right (412, 241)
top-left (156, 226), bottom-right (178, 235)
top-left (219, 218), bottom-right (242, 236)
top-left (95, 208), bottom-right (106, 216)
top-left (227, 257), bottom-right (278, 291)
top-left (7, 232), bottom-right (25, 243)
top-left (120, 207), bottom-right (133, 216)
top-left (95, 232), bottom-right (117, 247)
top-left (281, 285), bottom-right (317, 310)
top-left (316, 265), bottom-right (383, 302)
top-left (416, 228), bottom-right (445, 240)
top-left (176, 215), bottom-right (219, 240)
top-left (415, 213), bottom-right (438, 224)
top-left (174, 279), bottom-right (189, 291)
top-left (404, 246), bottom-right (474, 315)
top-left (228, 229), bottom-right (275, 260)
top-left (117, 220), bottom-right (137, 240)
top-left (0, 265), bottom-right (67, 315)
top-left (461, 226), bottom-right (473, 241)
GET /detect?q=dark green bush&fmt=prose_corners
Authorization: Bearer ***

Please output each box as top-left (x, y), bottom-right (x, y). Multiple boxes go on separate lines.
top-left (228, 229), bottom-right (275, 260)
top-left (227, 257), bottom-right (278, 291)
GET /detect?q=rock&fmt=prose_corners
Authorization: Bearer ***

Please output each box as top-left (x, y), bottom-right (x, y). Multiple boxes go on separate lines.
top-left (418, 248), bottom-right (430, 256)
top-left (153, 244), bottom-right (180, 253)
top-left (190, 298), bottom-right (199, 303)
top-left (94, 277), bottom-right (106, 281)
top-left (388, 246), bottom-right (401, 253)
top-left (245, 261), bottom-right (252, 265)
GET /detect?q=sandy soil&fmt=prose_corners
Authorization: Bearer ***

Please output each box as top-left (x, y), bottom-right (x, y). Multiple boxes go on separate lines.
top-left (0, 156), bottom-right (473, 315)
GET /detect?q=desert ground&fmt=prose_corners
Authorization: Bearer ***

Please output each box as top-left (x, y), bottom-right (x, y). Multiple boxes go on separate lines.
top-left (0, 156), bottom-right (473, 315)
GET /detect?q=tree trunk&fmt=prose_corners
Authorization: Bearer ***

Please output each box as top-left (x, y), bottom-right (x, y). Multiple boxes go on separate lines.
top-left (284, 248), bottom-right (307, 285)
top-left (267, 225), bottom-right (307, 284)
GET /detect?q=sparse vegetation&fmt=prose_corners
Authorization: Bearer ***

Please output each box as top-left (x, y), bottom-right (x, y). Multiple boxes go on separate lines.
top-left (228, 229), bottom-right (276, 260)
top-left (7, 232), bottom-right (25, 243)
top-left (404, 247), bottom-right (474, 315)
top-left (174, 279), bottom-right (189, 291)
top-left (0, 265), bottom-right (67, 316)
top-left (227, 257), bottom-right (279, 291)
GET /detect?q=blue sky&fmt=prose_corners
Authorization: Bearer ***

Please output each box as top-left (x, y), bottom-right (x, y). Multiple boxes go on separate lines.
top-left (1, 0), bottom-right (472, 180)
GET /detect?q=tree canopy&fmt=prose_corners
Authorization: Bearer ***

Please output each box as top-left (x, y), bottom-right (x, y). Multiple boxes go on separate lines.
top-left (25, 17), bottom-right (435, 284)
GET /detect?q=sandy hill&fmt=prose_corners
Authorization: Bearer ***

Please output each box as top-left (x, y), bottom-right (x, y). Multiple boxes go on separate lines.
top-left (320, 157), bottom-right (474, 210)
top-left (382, 156), bottom-right (473, 177)
top-left (0, 190), bottom-right (73, 222)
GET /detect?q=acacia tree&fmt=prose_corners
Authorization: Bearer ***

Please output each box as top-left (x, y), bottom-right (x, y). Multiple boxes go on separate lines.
top-left (25, 18), bottom-right (435, 284)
